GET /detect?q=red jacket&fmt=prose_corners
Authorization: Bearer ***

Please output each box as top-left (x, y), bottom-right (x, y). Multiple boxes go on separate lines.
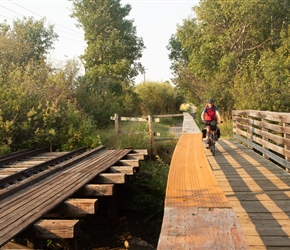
top-left (203, 105), bottom-right (218, 121)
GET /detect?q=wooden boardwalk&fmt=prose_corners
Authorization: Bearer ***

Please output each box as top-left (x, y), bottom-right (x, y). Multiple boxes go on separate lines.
top-left (207, 139), bottom-right (290, 249)
top-left (158, 113), bottom-right (290, 249)
top-left (157, 132), bottom-right (249, 249)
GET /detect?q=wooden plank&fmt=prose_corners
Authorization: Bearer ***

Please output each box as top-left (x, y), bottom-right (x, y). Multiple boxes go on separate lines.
top-left (0, 242), bottom-right (32, 249)
top-left (108, 166), bottom-right (135, 174)
top-left (245, 236), bottom-right (290, 247)
top-left (208, 139), bottom-right (290, 249)
top-left (23, 219), bottom-right (80, 238)
top-left (0, 169), bottom-right (28, 174)
top-left (132, 149), bottom-right (148, 156)
top-left (153, 114), bottom-right (183, 118)
top-left (93, 173), bottom-right (126, 184)
top-left (73, 184), bottom-right (114, 197)
top-left (234, 135), bottom-right (290, 170)
top-left (0, 172), bottom-right (87, 240)
top-left (45, 198), bottom-right (98, 217)
top-left (120, 117), bottom-right (147, 122)
top-left (235, 212), bottom-right (290, 221)
top-left (126, 153), bottom-right (145, 160)
top-left (117, 159), bottom-right (139, 167)
top-left (158, 134), bottom-right (248, 249)
top-left (227, 200), bottom-right (290, 213)
top-left (224, 191), bottom-right (290, 201)
top-left (158, 207), bottom-right (248, 249)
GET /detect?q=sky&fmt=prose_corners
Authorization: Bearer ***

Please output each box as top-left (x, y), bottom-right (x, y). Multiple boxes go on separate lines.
top-left (0, 0), bottom-right (199, 84)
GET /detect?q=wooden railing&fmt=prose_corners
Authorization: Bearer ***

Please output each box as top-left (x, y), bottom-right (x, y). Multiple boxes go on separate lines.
top-left (111, 113), bottom-right (184, 155)
top-left (232, 110), bottom-right (290, 171)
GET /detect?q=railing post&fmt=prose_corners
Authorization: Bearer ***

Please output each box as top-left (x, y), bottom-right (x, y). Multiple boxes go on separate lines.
top-left (247, 111), bottom-right (253, 149)
top-left (284, 122), bottom-right (290, 161)
top-left (262, 118), bottom-right (269, 159)
top-left (148, 115), bottom-right (156, 157)
top-left (114, 113), bottom-right (120, 136)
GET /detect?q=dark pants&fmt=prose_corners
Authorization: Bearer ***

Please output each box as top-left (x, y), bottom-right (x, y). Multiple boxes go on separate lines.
top-left (202, 120), bottom-right (220, 138)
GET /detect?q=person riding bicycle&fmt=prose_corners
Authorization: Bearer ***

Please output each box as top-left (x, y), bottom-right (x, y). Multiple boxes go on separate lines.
top-left (201, 98), bottom-right (222, 148)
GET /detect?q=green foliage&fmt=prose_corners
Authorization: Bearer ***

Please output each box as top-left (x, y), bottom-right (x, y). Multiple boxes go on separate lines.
top-left (168, 0), bottom-right (290, 114)
top-left (70, 0), bottom-right (145, 93)
top-left (70, 0), bottom-right (145, 126)
top-left (128, 157), bottom-right (169, 238)
top-left (219, 119), bottom-right (233, 139)
top-left (117, 123), bottom-right (151, 150)
top-left (98, 122), bottom-right (150, 150)
top-left (0, 18), bottom-right (101, 153)
top-left (74, 80), bottom-right (141, 127)
top-left (134, 81), bottom-right (185, 115)
top-left (154, 140), bottom-right (177, 164)
top-left (233, 27), bottom-right (290, 111)
top-left (0, 17), bottom-right (57, 73)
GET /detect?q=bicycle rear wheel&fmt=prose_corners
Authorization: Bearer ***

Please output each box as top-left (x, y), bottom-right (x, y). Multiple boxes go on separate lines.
top-left (210, 134), bottom-right (215, 156)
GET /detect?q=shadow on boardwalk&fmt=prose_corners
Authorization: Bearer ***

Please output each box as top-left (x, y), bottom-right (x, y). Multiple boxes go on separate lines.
top-left (207, 139), bottom-right (290, 249)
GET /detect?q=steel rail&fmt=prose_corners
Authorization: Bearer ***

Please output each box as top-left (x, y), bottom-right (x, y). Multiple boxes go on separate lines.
top-left (0, 147), bottom-right (49, 165)
top-left (0, 146), bottom-right (87, 189)
top-left (0, 146), bottom-right (105, 200)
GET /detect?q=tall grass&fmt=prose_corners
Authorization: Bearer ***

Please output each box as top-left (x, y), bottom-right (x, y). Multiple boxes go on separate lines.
top-left (96, 122), bottom-right (151, 150)
top-left (219, 118), bottom-right (234, 139)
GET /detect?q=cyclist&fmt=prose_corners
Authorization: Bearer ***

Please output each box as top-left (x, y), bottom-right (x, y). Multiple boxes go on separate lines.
top-left (201, 99), bottom-right (222, 148)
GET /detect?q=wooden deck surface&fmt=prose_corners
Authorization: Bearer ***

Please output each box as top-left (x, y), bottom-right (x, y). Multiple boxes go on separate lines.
top-left (157, 134), bottom-right (249, 249)
top-left (206, 139), bottom-right (290, 249)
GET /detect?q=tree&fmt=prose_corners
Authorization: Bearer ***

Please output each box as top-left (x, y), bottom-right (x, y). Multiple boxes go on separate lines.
top-left (0, 18), bottom-right (101, 153)
top-left (0, 17), bottom-right (57, 74)
top-left (70, 0), bottom-right (145, 92)
top-left (70, 0), bottom-right (145, 126)
top-left (233, 27), bottom-right (290, 111)
top-left (168, 0), bottom-right (290, 115)
top-left (134, 81), bottom-right (185, 115)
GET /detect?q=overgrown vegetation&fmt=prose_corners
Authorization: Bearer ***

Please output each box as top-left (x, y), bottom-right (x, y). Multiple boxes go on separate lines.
top-left (0, 18), bottom-right (101, 153)
top-left (168, 0), bottom-right (290, 116)
top-left (0, 13), bottom-right (184, 153)
top-left (128, 156), bottom-right (170, 239)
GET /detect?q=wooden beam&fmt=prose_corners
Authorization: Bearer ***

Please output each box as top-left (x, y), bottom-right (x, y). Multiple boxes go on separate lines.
top-left (108, 166), bottom-right (135, 174)
top-left (45, 198), bottom-right (98, 218)
top-left (93, 173), bottom-right (125, 184)
top-left (0, 242), bottom-right (32, 249)
top-left (74, 184), bottom-right (114, 197)
top-left (117, 159), bottom-right (139, 167)
top-left (126, 153), bottom-right (145, 160)
top-left (22, 219), bottom-right (80, 239)
top-left (132, 149), bottom-right (148, 155)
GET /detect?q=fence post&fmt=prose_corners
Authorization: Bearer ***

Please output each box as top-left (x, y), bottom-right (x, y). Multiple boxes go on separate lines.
top-left (262, 118), bottom-right (269, 159)
top-left (148, 115), bottom-right (156, 157)
top-left (114, 113), bottom-right (120, 135)
top-left (284, 122), bottom-right (290, 161)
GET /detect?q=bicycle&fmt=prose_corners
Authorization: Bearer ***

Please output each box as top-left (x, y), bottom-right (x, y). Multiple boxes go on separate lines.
top-left (203, 121), bottom-right (222, 156)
